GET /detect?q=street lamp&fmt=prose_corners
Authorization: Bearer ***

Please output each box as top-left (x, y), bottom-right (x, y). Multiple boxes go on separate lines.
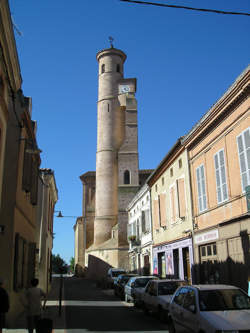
top-left (54, 210), bottom-right (78, 218)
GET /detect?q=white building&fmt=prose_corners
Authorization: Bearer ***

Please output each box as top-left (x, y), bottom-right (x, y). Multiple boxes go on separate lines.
top-left (127, 184), bottom-right (153, 274)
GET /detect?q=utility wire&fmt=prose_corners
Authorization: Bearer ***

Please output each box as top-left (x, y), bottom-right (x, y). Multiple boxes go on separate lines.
top-left (120, 0), bottom-right (250, 17)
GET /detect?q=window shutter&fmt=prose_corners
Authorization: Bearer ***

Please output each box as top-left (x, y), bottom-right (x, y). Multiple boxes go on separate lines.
top-left (237, 128), bottom-right (250, 192)
top-left (177, 178), bottom-right (186, 218)
top-left (170, 187), bottom-right (176, 222)
top-left (27, 242), bottom-right (36, 287)
top-left (214, 150), bottom-right (228, 203)
top-left (22, 141), bottom-right (32, 192)
top-left (196, 165), bottom-right (207, 212)
top-left (30, 158), bottom-right (38, 205)
top-left (145, 209), bottom-right (150, 231)
top-left (159, 193), bottom-right (167, 226)
top-left (13, 233), bottom-right (19, 291)
top-left (153, 199), bottom-right (160, 229)
top-left (141, 211), bottom-right (146, 233)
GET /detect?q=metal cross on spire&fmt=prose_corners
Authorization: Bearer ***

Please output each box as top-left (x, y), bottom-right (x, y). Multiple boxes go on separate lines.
top-left (108, 36), bottom-right (114, 48)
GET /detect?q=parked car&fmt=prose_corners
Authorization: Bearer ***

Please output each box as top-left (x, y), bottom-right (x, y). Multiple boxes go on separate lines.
top-left (124, 276), bottom-right (157, 303)
top-left (106, 268), bottom-right (126, 288)
top-left (142, 279), bottom-right (186, 321)
top-left (168, 284), bottom-right (250, 333)
top-left (114, 274), bottom-right (138, 299)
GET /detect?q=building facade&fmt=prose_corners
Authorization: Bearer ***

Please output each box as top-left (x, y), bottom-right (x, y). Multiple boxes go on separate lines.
top-left (127, 184), bottom-right (153, 275)
top-left (183, 66), bottom-right (250, 291)
top-left (0, 0), bottom-right (57, 325)
top-left (36, 169), bottom-right (58, 294)
top-left (148, 140), bottom-right (194, 282)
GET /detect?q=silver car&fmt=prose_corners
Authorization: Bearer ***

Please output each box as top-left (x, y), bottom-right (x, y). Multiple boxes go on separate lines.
top-left (124, 276), bottom-right (157, 303)
top-left (168, 284), bottom-right (250, 333)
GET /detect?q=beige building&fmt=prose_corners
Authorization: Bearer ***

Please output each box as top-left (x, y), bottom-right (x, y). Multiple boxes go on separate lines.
top-left (183, 65), bottom-right (250, 291)
top-left (148, 140), bottom-right (194, 282)
top-left (36, 169), bottom-right (58, 293)
top-left (0, 0), bottom-right (56, 326)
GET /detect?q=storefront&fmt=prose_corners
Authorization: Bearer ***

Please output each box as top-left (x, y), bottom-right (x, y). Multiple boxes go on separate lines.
top-left (192, 218), bottom-right (250, 292)
top-left (153, 237), bottom-right (193, 282)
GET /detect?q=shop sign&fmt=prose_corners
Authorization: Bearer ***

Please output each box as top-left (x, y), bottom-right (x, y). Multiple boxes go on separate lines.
top-left (154, 238), bottom-right (192, 252)
top-left (194, 229), bottom-right (219, 244)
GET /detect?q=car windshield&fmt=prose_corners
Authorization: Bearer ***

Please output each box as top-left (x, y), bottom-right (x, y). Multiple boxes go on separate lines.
top-left (121, 276), bottom-right (133, 283)
top-left (199, 289), bottom-right (250, 311)
top-left (134, 278), bottom-right (153, 288)
top-left (112, 271), bottom-right (125, 277)
top-left (158, 282), bottom-right (179, 295)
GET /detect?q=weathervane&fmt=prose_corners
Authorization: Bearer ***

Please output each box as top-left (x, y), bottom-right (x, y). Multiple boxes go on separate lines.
top-left (108, 36), bottom-right (114, 48)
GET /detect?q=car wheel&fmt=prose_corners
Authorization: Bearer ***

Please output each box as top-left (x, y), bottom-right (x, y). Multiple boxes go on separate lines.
top-left (168, 319), bottom-right (176, 333)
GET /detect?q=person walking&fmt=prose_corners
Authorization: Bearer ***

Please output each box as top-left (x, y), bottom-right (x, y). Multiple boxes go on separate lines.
top-left (25, 278), bottom-right (46, 333)
top-left (0, 277), bottom-right (9, 333)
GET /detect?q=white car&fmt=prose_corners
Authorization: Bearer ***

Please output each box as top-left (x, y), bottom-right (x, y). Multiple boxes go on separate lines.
top-left (124, 276), bottom-right (157, 303)
top-left (142, 279), bottom-right (186, 321)
top-left (168, 284), bottom-right (250, 333)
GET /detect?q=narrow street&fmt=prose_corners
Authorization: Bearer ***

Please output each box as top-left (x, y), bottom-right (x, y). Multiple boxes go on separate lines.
top-left (46, 276), bottom-right (170, 333)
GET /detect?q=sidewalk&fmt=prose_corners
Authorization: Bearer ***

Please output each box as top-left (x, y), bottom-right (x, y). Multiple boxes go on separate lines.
top-left (4, 277), bottom-right (66, 333)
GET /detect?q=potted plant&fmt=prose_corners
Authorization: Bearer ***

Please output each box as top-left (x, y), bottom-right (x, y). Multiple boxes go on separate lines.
top-left (128, 235), bottom-right (136, 242)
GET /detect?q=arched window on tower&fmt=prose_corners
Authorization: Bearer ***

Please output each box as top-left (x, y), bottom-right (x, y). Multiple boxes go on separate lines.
top-left (101, 64), bottom-right (105, 74)
top-left (124, 170), bottom-right (130, 184)
top-left (116, 64), bottom-right (120, 73)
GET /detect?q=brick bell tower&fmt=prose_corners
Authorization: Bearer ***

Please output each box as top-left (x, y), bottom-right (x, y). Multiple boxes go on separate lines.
top-left (87, 41), bottom-right (139, 272)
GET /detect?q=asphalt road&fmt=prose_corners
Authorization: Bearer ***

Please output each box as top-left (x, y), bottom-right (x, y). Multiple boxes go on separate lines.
top-left (58, 276), bottom-right (169, 332)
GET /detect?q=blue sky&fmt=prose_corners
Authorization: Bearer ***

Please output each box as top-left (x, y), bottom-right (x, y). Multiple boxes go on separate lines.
top-left (9, 0), bottom-right (250, 263)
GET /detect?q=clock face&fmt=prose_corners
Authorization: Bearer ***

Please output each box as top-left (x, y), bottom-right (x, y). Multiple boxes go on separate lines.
top-left (120, 85), bottom-right (130, 93)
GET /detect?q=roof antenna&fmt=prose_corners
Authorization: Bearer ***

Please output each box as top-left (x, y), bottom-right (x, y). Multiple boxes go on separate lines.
top-left (108, 36), bottom-right (114, 48)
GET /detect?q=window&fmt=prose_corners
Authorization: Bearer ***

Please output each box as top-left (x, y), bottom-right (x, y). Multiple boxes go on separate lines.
top-left (101, 64), bottom-right (105, 73)
top-left (237, 127), bottom-right (250, 192)
top-left (116, 64), bottom-right (120, 72)
top-left (214, 149), bottom-right (228, 203)
top-left (170, 168), bottom-right (173, 177)
top-left (200, 243), bottom-right (217, 263)
top-left (196, 164), bottom-right (207, 212)
top-left (173, 287), bottom-right (188, 306)
top-left (179, 159), bottom-right (182, 169)
top-left (162, 177), bottom-right (165, 186)
top-left (124, 170), bottom-right (130, 184)
top-left (155, 184), bottom-right (158, 192)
